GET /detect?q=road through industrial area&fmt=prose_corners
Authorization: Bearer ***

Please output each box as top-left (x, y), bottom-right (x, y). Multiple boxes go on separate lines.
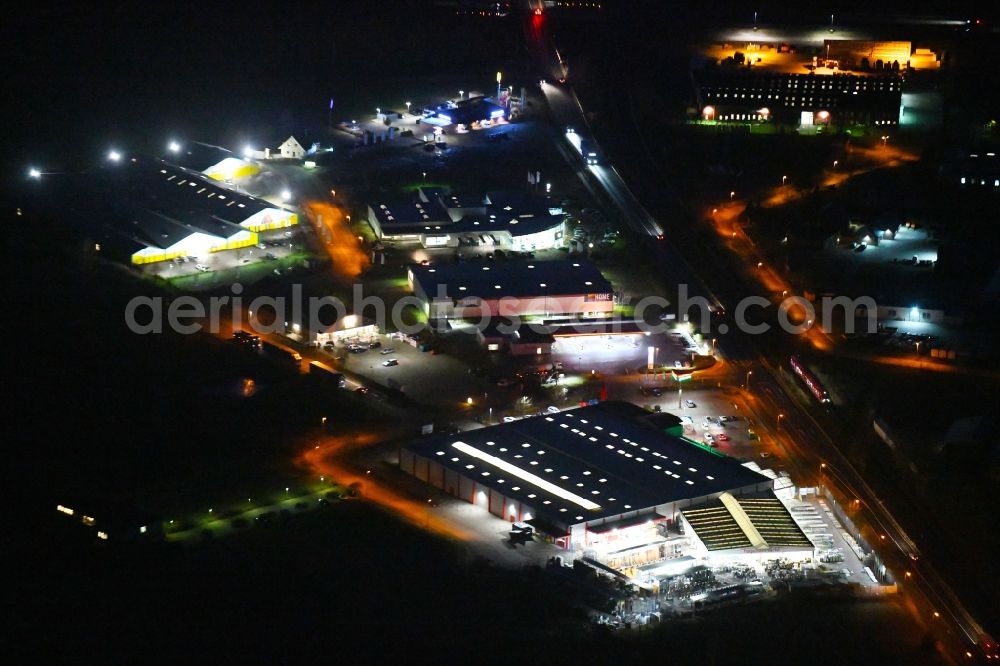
top-left (522, 3), bottom-right (995, 660)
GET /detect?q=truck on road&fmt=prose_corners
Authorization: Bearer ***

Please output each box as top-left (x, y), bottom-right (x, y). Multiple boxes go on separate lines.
top-left (261, 340), bottom-right (302, 367)
top-left (308, 361), bottom-right (346, 388)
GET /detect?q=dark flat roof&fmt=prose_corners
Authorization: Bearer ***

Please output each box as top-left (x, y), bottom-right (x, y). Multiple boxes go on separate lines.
top-left (410, 259), bottom-right (612, 300)
top-left (405, 402), bottom-right (770, 527)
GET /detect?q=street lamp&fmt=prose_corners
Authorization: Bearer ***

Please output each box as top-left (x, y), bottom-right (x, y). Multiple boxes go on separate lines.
top-left (730, 191), bottom-right (735, 201)
top-left (459, 90), bottom-right (464, 99)
top-left (405, 101), bottom-right (411, 113)
top-left (782, 175), bottom-right (787, 185)
top-left (711, 338), bottom-right (716, 356)
top-left (881, 135), bottom-right (889, 148)
top-left (745, 370), bottom-right (752, 389)
top-left (107, 150), bottom-right (122, 162)
top-left (168, 141), bottom-right (181, 153)
top-left (833, 160), bottom-right (839, 169)
top-left (376, 107), bottom-right (381, 116)
top-left (777, 413), bottom-right (784, 428)
top-left (28, 168), bottom-right (41, 179)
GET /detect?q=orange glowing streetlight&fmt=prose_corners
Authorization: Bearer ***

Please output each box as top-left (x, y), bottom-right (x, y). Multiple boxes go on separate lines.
top-left (782, 175), bottom-right (787, 185)
top-left (730, 191), bottom-right (735, 200)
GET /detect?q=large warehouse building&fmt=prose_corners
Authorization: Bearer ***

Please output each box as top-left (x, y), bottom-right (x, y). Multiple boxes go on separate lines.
top-left (72, 157), bottom-right (297, 265)
top-left (401, 403), bottom-right (811, 572)
top-left (407, 259), bottom-right (614, 320)
top-left (694, 70), bottom-right (902, 127)
top-left (368, 188), bottom-right (566, 251)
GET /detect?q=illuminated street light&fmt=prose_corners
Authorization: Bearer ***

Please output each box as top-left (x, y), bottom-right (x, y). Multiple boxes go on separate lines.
top-left (376, 107), bottom-right (381, 116)
top-left (777, 413), bottom-right (784, 428)
top-left (711, 338), bottom-right (716, 355)
top-left (730, 191), bottom-right (735, 200)
top-left (881, 135), bottom-right (889, 148)
top-left (168, 140), bottom-right (181, 153)
top-left (459, 90), bottom-right (464, 99)
top-left (745, 370), bottom-right (752, 389)
top-left (466, 396), bottom-right (474, 405)
top-left (833, 160), bottom-right (839, 169)
top-left (757, 261), bottom-right (763, 269)
top-left (281, 189), bottom-right (292, 202)
top-left (28, 168), bottom-right (41, 179)
top-left (405, 101), bottom-right (411, 113)
top-left (107, 150), bottom-right (122, 162)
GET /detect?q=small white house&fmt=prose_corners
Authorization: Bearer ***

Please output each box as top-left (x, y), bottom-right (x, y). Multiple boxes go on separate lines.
top-left (278, 136), bottom-right (305, 160)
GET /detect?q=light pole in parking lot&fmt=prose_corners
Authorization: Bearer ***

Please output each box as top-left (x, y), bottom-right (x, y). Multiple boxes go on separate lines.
top-left (777, 413), bottom-right (784, 429)
top-left (745, 370), bottom-right (752, 390)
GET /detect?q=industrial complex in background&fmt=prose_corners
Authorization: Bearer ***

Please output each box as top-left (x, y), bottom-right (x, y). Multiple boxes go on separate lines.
top-left (693, 39), bottom-right (945, 129)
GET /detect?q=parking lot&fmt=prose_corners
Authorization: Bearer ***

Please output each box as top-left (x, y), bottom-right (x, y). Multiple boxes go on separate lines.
top-left (324, 332), bottom-right (487, 406)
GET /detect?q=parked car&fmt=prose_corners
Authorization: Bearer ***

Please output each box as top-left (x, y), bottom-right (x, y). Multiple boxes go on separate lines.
top-left (684, 400), bottom-right (697, 408)
top-left (382, 359), bottom-right (399, 367)
top-left (546, 405), bottom-right (560, 414)
top-left (380, 347), bottom-right (395, 355)
top-left (195, 264), bottom-right (210, 272)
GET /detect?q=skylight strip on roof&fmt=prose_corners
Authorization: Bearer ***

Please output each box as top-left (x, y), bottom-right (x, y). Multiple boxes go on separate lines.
top-left (451, 441), bottom-right (600, 511)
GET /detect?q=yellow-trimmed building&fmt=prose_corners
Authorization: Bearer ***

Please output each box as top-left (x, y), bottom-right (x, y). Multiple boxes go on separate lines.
top-left (105, 160), bottom-right (295, 265)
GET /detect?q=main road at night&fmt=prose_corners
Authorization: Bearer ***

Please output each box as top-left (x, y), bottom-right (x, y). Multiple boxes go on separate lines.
top-left (521, 2), bottom-right (995, 660)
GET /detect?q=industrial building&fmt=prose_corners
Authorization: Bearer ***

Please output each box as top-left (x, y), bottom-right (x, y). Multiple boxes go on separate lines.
top-left (167, 141), bottom-right (261, 182)
top-left (426, 95), bottom-right (507, 127)
top-left (407, 259), bottom-right (614, 320)
top-left (401, 403), bottom-right (811, 572)
top-left (367, 188), bottom-right (566, 250)
top-left (63, 157), bottom-right (298, 265)
top-left (694, 70), bottom-right (902, 127)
